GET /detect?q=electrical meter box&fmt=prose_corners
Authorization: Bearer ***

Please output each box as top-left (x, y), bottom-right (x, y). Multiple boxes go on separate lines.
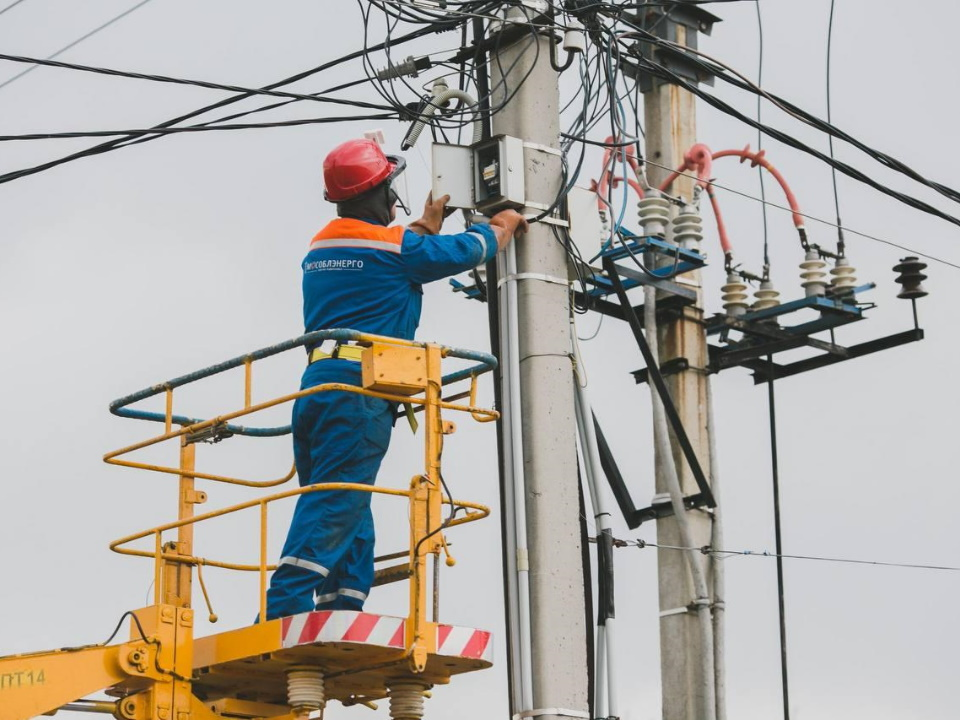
top-left (432, 135), bottom-right (525, 214)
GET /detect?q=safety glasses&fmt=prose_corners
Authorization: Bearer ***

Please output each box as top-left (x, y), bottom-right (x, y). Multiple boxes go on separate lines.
top-left (385, 154), bottom-right (410, 215)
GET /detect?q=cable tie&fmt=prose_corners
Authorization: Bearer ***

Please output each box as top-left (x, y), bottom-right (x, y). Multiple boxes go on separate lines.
top-left (635, 539), bottom-right (646, 549)
top-left (700, 545), bottom-right (712, 555)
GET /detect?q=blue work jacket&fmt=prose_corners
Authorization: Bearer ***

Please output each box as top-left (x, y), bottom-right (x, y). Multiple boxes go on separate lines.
top-left (302, 217), bottom-right (498, 340)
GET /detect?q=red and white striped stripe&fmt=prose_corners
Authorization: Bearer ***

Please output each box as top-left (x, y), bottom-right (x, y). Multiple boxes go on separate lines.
top-left (280, 611), bottom-right (492, 661)
top-left (281, 611), bottom-right (405, 649)
top-left (437, 624), bottom-right (493, 661)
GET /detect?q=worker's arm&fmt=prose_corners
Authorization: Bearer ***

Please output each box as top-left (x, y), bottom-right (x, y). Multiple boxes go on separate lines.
top-left (487, 209), bottom-right (528, 250)
top-left (403, 196), bottom-right (528, 284)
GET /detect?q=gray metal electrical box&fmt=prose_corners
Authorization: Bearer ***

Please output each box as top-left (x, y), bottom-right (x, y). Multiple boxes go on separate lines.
top-left (431, 135), bottom-right (526, 214)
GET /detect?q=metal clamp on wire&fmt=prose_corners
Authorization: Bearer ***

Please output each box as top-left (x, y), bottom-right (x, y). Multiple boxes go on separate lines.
top-left (514, 709), bottom-right (590, 720)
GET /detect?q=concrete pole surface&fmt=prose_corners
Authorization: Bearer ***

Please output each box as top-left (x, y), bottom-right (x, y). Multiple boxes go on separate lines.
top-left (643, 28), bottom-right (718, 720)
top-left (491, 14), bottom-right (590, 720)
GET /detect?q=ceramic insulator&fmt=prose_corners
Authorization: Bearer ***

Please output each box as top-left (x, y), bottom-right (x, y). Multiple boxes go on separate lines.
top-left (637, 193), bottom-right (671, 238)
top-left (672, 205), bottom-right (703, 249)
top-left (799, 249), bottom-right (828, 297)
top-left (388, 681), bottom-right (429, 720)
top-left (721, 273), bottom-right (749, 317)
top-left (287, 668), bottom-right (325, 713)
top-left (830, 256), bottom-right (857, 298)
top-left (753, 280), bottom-right (781, 310)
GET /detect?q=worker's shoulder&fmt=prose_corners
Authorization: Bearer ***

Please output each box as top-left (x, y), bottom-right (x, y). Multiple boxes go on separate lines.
top-left (309, 218), bottom-right (406, 253)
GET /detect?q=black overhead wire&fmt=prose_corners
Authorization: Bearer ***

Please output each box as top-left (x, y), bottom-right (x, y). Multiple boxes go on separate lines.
top-left (0, 0), bottom-right (28, 16)
top-left (755, 1), bottom-right (770, 269)
top-left (0, 14), bottom-right (463, 186)
top-left (0, 0), bottom-right (156, 91)
top-left (607, 13), bottom-right (960, 209)
top-left (623, 41), bottom-right (960, 230)
top-left (826, 0), bottom-right (846, 255)
top-left (0, 114), bottom-right (399, 142)
top-left (623, 538), bottom-right (960, 572)
top-left (0, 52), bottom-right (395, 111)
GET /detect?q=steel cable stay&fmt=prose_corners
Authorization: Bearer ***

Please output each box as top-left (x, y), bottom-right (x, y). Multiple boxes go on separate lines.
top-left (605, 538), bottom-right (960, 573)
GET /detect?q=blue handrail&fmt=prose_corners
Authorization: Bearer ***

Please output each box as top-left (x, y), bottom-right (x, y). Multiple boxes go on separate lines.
top-left (109, 329), bottom-right (498, 437)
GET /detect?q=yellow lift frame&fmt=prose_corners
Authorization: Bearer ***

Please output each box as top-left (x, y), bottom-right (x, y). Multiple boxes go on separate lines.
top-left (0, 331), bottom-right (499, 720)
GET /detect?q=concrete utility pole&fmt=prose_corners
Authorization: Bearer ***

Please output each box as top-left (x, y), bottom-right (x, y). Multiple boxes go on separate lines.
top-left (642, 23), bottom-right (719, 720)
top-left (490, 6), bottom-right (590, 720)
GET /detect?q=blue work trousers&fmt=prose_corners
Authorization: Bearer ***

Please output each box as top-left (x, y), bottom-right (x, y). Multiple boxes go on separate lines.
top-left (265, 359), bottom-right (394, 619)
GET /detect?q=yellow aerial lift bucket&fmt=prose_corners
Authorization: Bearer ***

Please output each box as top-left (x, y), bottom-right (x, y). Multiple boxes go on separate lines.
top-left (0, 329), bottom-right (499, 720)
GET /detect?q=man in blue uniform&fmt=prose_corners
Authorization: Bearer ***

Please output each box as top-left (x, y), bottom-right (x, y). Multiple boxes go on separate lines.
top-left (265, 138), bottom-right (527, 619)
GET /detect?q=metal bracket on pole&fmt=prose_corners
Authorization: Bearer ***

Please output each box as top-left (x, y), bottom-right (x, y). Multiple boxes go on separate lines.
top-left (602, 256), bottom-right (715, 510)
top-left (498, 272), bottom-right (570, 289)
top-left (514, 708), bottom-right (591, 720)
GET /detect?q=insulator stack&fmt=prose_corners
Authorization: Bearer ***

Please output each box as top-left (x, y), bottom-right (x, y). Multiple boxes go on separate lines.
top-left (287, 667), bottom-right (325, 715)
top-left (753, 280), bottom-right (781, 311)
top-left (721, 273), bottom-right (749, 316)
top-left (830, 256), bottom-right (858, 299)
top-left (893, 256), bottom-right (929, 299)
top-left (799, 249), bottom-right (828, 297)
top-left (672, 205), bottom-right (703, 249)
top-left (388, 681), bottom-right (429, 720)
top-left (637, 193), bottom-right (671, 238)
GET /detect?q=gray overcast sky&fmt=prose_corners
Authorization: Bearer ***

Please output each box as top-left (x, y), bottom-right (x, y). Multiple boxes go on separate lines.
top-left (1, 2), bottom-right (958, 720)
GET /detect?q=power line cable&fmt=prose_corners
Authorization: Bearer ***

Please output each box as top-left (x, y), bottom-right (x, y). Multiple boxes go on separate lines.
top-left (755, 1), bottom-right (769, 270)
top-left (0, 0), bottom-right (28, 17)
top-left (627, 49), bottom-right (960, 231)
top-left (610, 17), bottom-right (960, 208)
top-left (0, 14), bottom-right (462, 186)
top-left (826, 0), bottom-right (845, 255)
top-left (0, 52), bottom-right (394, 111)
top-left (0, 113), bottom-right (399, 141)
top-left (626, 539), bottom-right (960, 572)
top-left (0, 0), bottom-right (156, 91)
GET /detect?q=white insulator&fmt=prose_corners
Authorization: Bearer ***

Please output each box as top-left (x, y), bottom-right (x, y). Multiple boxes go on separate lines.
top-left (388, 681), bottom-right (429, 720)
top-left (287, 668), bottom-right (325, 713)
top-left (721, 273), bottom-right (749, 317)
top-left (637, 193), bottom-right (671, 238)
top-left (672, 205), bottom-right (703, 250)
top-left (799, 249), bottom-right (828, 297)
top-left (830, 256), bottom-right (857, 298)
top-left (753, 280), bottom-right (781, 310)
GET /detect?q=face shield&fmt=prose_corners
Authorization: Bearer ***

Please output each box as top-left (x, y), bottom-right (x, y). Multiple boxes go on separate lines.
top-left (384, 154), bottom-right (410, 216)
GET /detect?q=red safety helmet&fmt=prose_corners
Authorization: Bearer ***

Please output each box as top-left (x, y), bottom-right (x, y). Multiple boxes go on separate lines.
top-left (323, 138), bottom-right (403, 202)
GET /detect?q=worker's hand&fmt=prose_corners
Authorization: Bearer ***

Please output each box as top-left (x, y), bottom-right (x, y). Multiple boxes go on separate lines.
top-left (408, 193), bottom-right (450, 236)
top-left (489, 209), bottom-right (529, 250)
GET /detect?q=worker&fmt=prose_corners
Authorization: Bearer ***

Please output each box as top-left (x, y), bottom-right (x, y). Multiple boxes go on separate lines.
top-left (265, 137), bottom-right (527, 619)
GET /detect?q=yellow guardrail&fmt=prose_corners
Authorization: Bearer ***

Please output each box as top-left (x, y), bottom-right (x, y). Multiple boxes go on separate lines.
top-left (103, 330), bottom-right (499, 672)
